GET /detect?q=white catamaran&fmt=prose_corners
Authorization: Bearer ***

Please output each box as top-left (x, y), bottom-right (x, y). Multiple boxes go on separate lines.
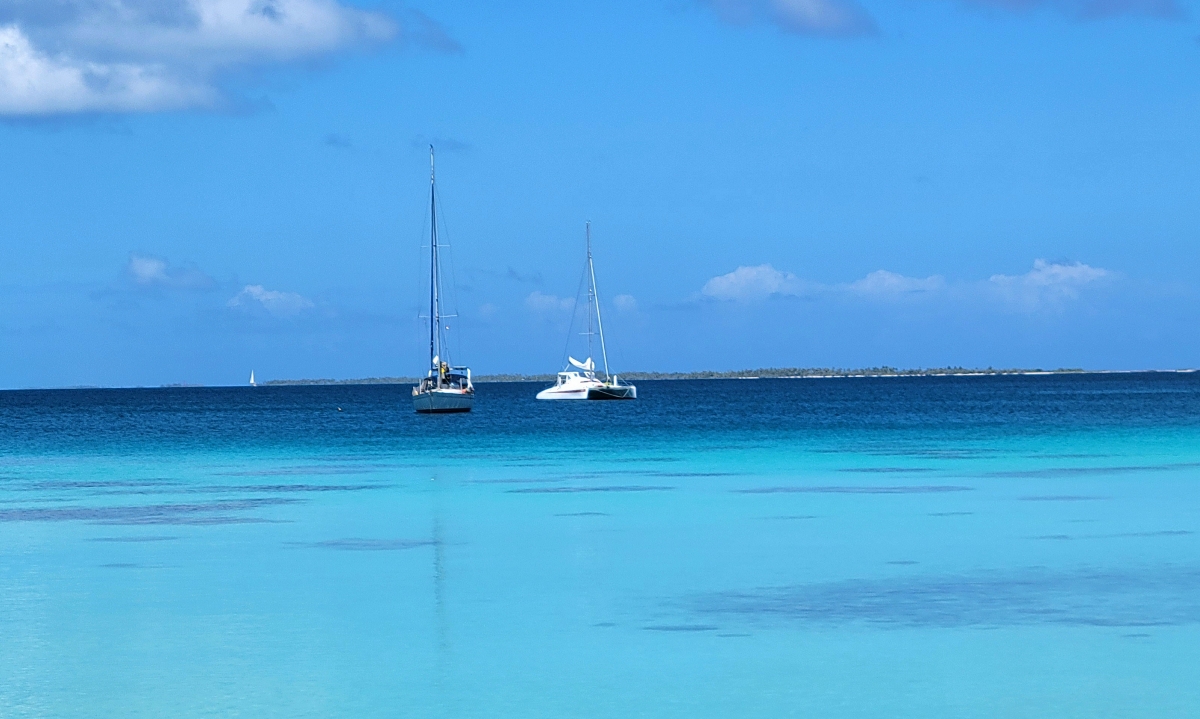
top-left (413, 146), bottom-right (474, 414)
top-left (536, 223), bottom-right (636, 401)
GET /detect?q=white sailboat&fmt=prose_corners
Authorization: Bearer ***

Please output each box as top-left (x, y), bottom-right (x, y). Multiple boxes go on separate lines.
top-left (536, 223), bottom-right (636, 401)
top-left (413, 146), bottom-right (474, 414)
top-left (249, 370), bottom-right (256, 387)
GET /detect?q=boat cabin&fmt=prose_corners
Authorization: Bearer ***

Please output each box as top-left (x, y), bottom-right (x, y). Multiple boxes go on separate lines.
top-left (420, 367), bottom-right (471, 392)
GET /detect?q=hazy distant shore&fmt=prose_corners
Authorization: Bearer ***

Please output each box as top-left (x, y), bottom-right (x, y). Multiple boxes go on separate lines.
top-left (258, 366), bottom-right (1194, 386)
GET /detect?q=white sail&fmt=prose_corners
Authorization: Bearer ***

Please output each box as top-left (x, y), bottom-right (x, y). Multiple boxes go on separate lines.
top-left (249, 370), bottom-right (256, 387)
top-left (568, 356), bottom-right (594, 371)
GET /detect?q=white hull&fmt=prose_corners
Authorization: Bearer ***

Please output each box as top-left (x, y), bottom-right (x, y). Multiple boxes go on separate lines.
top-left (536, 375), bottom-right (636, 401)
top-left (536, 385), bottom-right (592, 400)
top-left (537, 224), bottom-right (635, 403)
top-left (413, 388), bottom-right (474, 413)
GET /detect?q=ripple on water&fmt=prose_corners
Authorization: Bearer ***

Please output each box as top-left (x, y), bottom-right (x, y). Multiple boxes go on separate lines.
top-left (1019, 495), bottom-right (1108, 502)
top-left (988, 463), bottom-right (1200, 478)
top-left (0, 498), bottom-right (299, 525)
top-left (690, 566), bottom-right (1200, 629)
top-left (734, 486), bottom-right (972, 495)
top-left (507, 486), bottom-right (675, 494)
top-left (288, 538), bottom-right (438, 551)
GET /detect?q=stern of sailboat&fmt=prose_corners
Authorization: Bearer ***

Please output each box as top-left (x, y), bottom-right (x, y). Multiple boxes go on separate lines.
top-left (587, 383), bottom-right (636, 400)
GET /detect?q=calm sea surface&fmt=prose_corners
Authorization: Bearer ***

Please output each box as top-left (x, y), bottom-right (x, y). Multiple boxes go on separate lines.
top-left (2, 374), bottom-right (1199, 717)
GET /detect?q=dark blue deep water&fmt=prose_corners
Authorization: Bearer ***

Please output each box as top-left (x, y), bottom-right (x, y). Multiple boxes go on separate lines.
top-left (2, 374), bottom-right (1199, 717)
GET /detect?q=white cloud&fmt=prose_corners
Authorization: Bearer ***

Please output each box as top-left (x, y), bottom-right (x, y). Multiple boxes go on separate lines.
top-left (702, 259), bottom-right (1109, 309)
top-left (705, 0), bottom-right (877, 37)
top-left (988, 259), bottom-right (1111, 309)
top-left (0, 24), bottom-right (212, 114)
top-left (525, 291), bottom-right (574, 314)
top-left (702, 264), bottom-right (804, 301)
top-left (846, 270), bottom-right (944, 295)
top-left (612, 294), bottom-right (637, 312)
top-left (704, 264), bottom-right (942, 302)
top-left (127, 254), bottom-right (171, 284)
top-left (0, 0), bottom-right (455, 116)
top-left (227, 283), bottom-right (313, 315)
top-left (125, 252), bottom-right (215, 289)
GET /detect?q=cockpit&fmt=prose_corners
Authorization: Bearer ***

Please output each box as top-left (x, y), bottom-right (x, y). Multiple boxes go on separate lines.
top-left (419, 361), bottom-right (472, 392)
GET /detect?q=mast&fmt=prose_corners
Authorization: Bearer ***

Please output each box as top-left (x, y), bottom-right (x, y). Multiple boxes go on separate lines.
top-left (585, 222), bottom-right (594, 368)
top-left (587, 222), bottom-right (611, 380)
top-left (429, 145), bottom-right (439, 384)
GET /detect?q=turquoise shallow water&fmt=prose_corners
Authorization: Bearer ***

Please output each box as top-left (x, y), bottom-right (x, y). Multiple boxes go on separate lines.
top-left (2, 375), bottom-right (1199, 717)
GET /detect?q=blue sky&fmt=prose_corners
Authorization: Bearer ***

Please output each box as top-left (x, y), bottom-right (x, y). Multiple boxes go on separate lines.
top-left (1, 0), bottom-right (1198, 387)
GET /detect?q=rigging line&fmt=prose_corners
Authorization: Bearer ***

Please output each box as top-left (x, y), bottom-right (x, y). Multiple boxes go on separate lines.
top-left (433, 180), bottom-right (464, 366)
top-left (410, 148), bottom-right (432, 324)
top-left (587, 222), bottom-right (611, 380)
top-left (412, 163), bottom-right (432, 376)
top-left (560, 254), bottom-right (590, 373)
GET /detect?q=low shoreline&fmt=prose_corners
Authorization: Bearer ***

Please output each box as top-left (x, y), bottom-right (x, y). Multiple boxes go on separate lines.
top-left (10, 367), bottom-right (1193, 391)
top-left (261, 367), bottom-right (1196, 386)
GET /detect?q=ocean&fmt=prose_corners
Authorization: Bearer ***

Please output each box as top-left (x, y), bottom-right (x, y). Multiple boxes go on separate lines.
top-left (1, 373), bottom-right (1198, 717)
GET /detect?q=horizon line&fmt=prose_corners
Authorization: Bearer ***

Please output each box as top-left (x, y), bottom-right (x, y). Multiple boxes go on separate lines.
top-left (3, 366), bottom-right (1197, 391)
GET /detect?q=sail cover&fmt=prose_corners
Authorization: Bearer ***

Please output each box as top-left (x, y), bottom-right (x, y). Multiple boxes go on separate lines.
top-left (568, 356), bottom-right (595, 371)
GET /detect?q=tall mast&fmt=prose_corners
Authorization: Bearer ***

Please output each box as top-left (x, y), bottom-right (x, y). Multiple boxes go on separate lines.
top-left (587, 222), bottom-right (611, 380)
top-left (585, 222), bottom-right (594, 367)
top-left (429, 145), bottom-right (439, 379)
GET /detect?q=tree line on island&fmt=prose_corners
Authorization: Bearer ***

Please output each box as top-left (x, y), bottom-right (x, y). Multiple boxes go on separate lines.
top-left (261, 366), bottom-right (1089, 386)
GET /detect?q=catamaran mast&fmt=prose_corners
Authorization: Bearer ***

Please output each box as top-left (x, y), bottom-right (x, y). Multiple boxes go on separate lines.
top-left (429, 145), bottom-right (439, 383)
top-left (587, 222), bottom-right (611, 380)
top-left (585, 222), bottom-right (594, 367)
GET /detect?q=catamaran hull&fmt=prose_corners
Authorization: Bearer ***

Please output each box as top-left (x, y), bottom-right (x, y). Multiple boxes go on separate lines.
top-left (588, 385), bottom-right (636, 400)
top-left (536, 386), bottom-right (590, 400)
top-left (536, 384), bottom-right (636, 400)
top-left (413, 390), bottom-right (474, 413)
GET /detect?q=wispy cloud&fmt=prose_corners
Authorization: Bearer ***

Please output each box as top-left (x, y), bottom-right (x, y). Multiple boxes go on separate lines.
top-left (506, 267), bottom-right (542, 284)
top-left (524, 290), bottom-right (574, 315)
top-left (227, 283), bottom-right (313, 316)
top-left (613, 294), bottom-right (638, 312)
top-left (0, 1), bottom-right (457, 117)
top-left (126, 252), bottom-right (216, 290)
top-left (950, 0), bottom-right (1186, 21)
top-left (704, 0), bottom-right (877, 37)
top-left (988, 259), bottom-right (1111, 309)
top-left (702, 259), bottom-right (1109, 310)
top-left (702, 264), bottom-right (806, 301)
top-left (847, 270), bottom-right (945, 295)
top-left (700, 0), bottom-right (1183, 38)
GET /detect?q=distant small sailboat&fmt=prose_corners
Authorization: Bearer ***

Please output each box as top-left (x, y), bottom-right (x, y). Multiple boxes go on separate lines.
top-left (537, 223), bottom-right (636, 401)
top-left (249, 370), bottom-right (256, 387)
top-left (413, 146), bottom-right (474, 414)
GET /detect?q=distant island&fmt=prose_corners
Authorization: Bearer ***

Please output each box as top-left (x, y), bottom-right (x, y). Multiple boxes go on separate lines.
top-left (260, 366), bottom-right (1117, 386)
